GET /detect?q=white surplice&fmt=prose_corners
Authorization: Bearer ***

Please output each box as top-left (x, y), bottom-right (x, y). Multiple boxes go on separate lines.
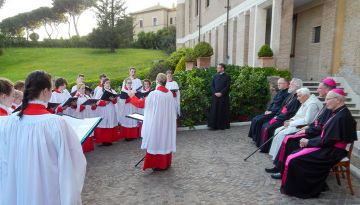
top-left (165, 81), bottom-right (181, 116)
top-left (0, 104), bottom-right (86, 205)
top-left (268, 94), bottom-right (323, 160)
top-left (121, 78), bottom-right (142, 91)
top-left (71, 85), bottom-right (78, 93)
top-left (93, 88), bottom-right (118, 128)
top-left (49, 89), bottom-right (74, 115)
top-left (49, 89), bottom-right (71, 104)
top-left (141, 88), bottom-right (177, 154)
top-left (75, 93), bottom-right (95, 119)
top-left (93, 85), bottom-right (102, 99)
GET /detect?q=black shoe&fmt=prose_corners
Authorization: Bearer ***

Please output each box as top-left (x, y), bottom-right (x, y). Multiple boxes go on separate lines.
top-left (322, 183), bottom-right (330, 192)
top-left (152, 168), bottom-right (167, 171)
top-left (102, 142), bottom-right (113, 146)
top-left (265, 167), bottom-right (279, 173)
top-left (271, 173), bottom-right (282, 179)
top-left (208, 127), bottom-right (217, 131)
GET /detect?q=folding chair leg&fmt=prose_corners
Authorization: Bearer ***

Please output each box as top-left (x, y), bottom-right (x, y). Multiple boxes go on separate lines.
top-left (345, 169), bottom-right (354, 195)
top-left (340, 166), bottom-right (345, 179)
top-left (334, 166), bottom-right (341, 185)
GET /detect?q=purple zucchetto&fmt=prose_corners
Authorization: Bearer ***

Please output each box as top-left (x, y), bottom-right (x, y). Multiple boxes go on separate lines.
top-left (322, 78), bottom-right (336, 88)
top-left (331, 88), bottom-right (346, 96)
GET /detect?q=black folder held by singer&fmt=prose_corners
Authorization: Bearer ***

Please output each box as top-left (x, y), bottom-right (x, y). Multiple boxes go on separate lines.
top-left (82, 99), bottom-right (99, 106)
top-left (62, 97), bottom-right (78, 107)
top-left (101, 90), bottom-right (117, 101)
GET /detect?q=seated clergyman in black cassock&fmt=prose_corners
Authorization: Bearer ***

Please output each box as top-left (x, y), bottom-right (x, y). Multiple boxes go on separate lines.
top-left (265, 78), bottom-right (337, 178)
top-left (279, 88), bottom-right (357, 199)
top-left (253, 78), bottom-right (302, 152)
top-left (248, 78), bottom-right (290, 139)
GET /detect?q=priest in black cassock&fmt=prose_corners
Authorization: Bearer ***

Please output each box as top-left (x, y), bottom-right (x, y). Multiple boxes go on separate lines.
top-left (280, 88), bottom-right (357, 198)
top-left (266, 78), bottom-right (337, 177)
top-left (208, 63), bottom-right (231, 130)
top-left (254, 78), bottom-right (302, 152)
top-left (248, 78), bottom-right (289, 139)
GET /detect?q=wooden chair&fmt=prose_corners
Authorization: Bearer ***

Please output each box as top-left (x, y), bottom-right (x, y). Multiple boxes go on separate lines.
top-left (332, 142), bottom-right (355, 195)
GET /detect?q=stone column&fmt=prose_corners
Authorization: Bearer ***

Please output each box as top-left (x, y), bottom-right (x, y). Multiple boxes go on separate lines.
top-left (270, 0), bottom-right (294, 70)
top-left (218, 23), bottom-right (227, 64)
top-left (228, 17), bottom-right (237, 65)
top-left (248, 6), bottom-right (267, 67)
top-left (210, 27), bottom-right (218, 66)
top-left (236, 12), bottom-right (250, 66)
top-left (176, 1), bottom-right (186, 48)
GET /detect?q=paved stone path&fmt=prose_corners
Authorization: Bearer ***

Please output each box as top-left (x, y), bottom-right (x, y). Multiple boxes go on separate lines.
top-left (82, 126), bottom-right (360, 204)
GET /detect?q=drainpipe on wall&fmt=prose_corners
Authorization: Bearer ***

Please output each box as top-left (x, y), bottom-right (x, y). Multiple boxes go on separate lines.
top-left (225, 0), bottom-right (230, 63)
top-left (198, 0), bottom-right (201, 42)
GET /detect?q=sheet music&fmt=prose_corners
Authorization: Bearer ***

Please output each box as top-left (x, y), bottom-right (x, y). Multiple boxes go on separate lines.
top-left (61, 115), bottom-right (102, 144)
top-left (126, 113), bottom-right (144, 121)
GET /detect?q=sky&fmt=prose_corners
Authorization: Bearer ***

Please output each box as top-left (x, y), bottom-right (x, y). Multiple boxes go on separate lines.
top-left (0, 0), bottom-right (177, 39)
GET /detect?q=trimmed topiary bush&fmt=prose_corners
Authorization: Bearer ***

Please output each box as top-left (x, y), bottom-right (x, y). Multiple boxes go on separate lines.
top-left (184, 48), bottom-right (195, 62)
top-left (258, 44), bottom-right (273, 57)
top-left (193, 42), bottom-right (213, 58)
top-left (166, 47), bottom-right (193, 70)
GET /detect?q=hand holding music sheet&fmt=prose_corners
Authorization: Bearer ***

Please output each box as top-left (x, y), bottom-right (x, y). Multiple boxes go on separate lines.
top-left (62, 97), bottom-right (78, 107)
top-left (60, 115), bottom-right (102, 144)
top-left (126, 113), bottom-right (144, 121)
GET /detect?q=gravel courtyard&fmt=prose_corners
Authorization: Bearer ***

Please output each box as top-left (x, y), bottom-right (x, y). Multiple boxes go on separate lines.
top-left (82, 125), bottom-right (360, 205)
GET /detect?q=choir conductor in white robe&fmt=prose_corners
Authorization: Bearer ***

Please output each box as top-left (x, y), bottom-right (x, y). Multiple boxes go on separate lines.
top-left (128, 73), bottom-right (177, 171)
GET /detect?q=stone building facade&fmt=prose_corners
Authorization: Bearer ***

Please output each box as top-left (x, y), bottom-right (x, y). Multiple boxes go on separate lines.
top-left (176, 0), bottom-right (360, 82)
top-left (132, 4), bottom-right (176, 37)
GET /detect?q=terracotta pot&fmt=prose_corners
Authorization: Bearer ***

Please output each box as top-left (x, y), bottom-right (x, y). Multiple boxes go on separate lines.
top-left (196, 57), bottom-right (211, 68)
top-left (259, 57), bottom-right (274, 67)
top-left (238, 115), bottom-right (249, 122)
top-left (185, 61), bottom-right (195, 71)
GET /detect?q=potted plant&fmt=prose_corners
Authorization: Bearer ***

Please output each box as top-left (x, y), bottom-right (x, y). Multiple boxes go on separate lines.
top-left (194, 42), bottom-right (213, 68)
top-left (184, 49), bottom-right (196, 71)
top-left (258, 44), bottom-right (274, 67)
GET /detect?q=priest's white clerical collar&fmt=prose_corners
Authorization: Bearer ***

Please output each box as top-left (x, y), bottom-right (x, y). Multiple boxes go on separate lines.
top-left (0, 103), bottom-right (11, 114)
top-left (29, 100), bottom-right (48, 108)
top-left (219, 72), bottom-right (224, 75)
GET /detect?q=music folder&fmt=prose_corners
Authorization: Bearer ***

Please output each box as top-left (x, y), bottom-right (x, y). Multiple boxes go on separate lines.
top-left (60, 115), bottom-right (102, 144)
top-left (62, 97), bottom-right (78, 107)
top-left (82, 99), bottom-right (99, 106)
top-left (101, 90), bottom-right (117, 101)
top-left (126, 113), bottom-right (144, 121)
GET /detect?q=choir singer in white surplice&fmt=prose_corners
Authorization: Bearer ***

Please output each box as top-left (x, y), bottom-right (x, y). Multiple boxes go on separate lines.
top-left (0, 71), bottom-right (86, 205)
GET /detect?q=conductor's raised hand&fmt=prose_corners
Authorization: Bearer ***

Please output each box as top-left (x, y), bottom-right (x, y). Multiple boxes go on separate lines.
top-left (215, 92), bottom-right (222, 97)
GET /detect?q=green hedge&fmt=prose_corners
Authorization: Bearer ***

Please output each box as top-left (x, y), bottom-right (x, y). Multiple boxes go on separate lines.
top-left (68, 65), bottom-right (291, 127)
top-left (174, 66), bottom-right (292, 127)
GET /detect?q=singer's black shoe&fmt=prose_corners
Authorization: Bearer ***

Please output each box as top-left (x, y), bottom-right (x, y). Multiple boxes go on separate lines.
top-left (265, 167), bottom-right (279, 173)
top-left (271, 173), bottom-right (282, 179)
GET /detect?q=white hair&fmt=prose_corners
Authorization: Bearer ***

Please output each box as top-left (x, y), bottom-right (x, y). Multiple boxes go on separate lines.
top-left (291, 78), bottom-right (303, 89)
top-left (296, 87), bottom-right (311, 96)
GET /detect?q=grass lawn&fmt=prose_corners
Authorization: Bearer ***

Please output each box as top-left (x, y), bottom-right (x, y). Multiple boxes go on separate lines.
top-left (0, 48), bottom-right (167, 82)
